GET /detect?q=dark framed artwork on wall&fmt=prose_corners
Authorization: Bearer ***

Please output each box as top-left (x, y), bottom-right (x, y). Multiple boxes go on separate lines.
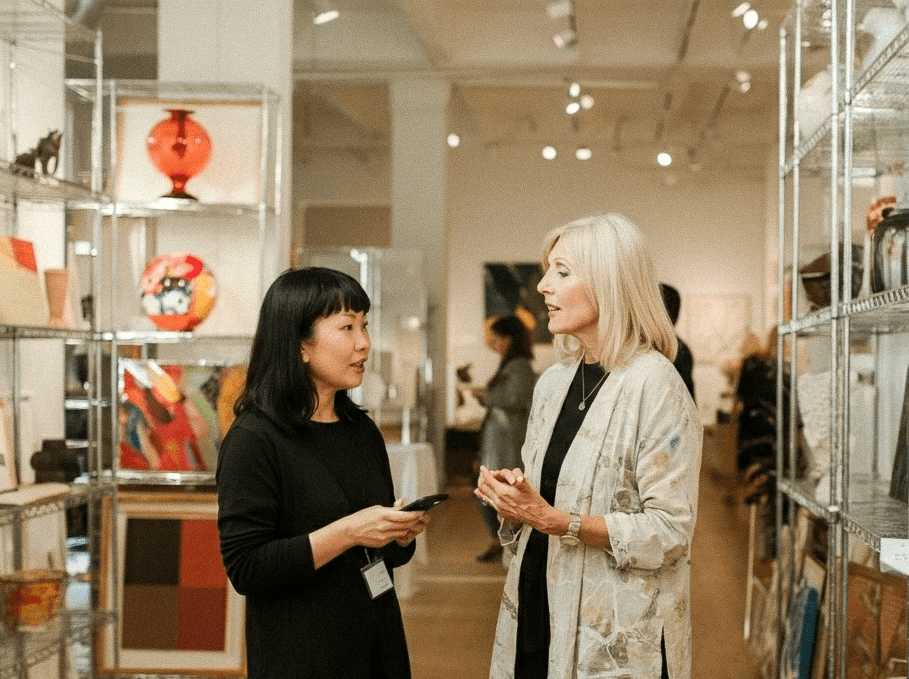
top-left (483, 262), bottom-right (550, 344)
top-left (97, 492), bottom-right (246, 676)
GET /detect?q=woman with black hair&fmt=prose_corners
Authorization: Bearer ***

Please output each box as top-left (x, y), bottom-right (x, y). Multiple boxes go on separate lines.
top-left (216, 267), bottom-right (427, 679)
top-left (475, 315), bottom-right (537, 562)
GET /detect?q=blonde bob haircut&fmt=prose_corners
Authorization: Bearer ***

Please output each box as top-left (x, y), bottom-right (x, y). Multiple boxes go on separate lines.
top-left (542, 212), bottom-right (677, 372)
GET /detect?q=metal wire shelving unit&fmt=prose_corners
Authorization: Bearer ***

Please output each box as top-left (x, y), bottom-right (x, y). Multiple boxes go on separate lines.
top-left (775, 0), bottom-right (909, 677)
top-left (0, 2), bottom-right (114, 678)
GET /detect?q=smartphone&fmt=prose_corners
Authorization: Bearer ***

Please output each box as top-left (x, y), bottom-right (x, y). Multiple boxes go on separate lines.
top-left (400, 493), bottom-right (449, 512)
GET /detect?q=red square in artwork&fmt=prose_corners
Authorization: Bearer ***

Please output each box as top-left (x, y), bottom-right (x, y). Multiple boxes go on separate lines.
top-left (177, 586), bottom-right (227, 651)
top-left (180, 519), bottom-right (226, 588)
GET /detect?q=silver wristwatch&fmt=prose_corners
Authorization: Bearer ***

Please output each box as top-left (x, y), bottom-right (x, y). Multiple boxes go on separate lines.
top-left (560, 511), bottom-right (582, 546)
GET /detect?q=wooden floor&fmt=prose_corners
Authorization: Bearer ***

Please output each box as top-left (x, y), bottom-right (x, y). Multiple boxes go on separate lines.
top-left (400, 424), bottom-right (762, 679)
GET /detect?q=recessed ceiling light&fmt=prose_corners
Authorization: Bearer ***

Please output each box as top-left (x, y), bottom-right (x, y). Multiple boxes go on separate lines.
top-left (580, 94), bottom-right (595, 109)
top-left (742, 8), bottom-right (759, 29)
top-left (313, 9), bottom-right (340, 25)
top-left (657, 152), bottom-right (673, 167)
top-left (568, 82), bottom-right (581, 97)
top-left (575, 147), bottom-right (592, 161)
top-left (447, 133), bottom-right (461, 148)
top-left (542, 145), bottom-right (557, 160)
top-left (731, 2), bottom-right (751, 18)
top-left (566, 101), bottom-right (581, 115)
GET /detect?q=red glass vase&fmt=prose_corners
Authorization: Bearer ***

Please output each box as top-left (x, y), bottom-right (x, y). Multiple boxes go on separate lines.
top-left (146, 109), bottom-right (212, 200)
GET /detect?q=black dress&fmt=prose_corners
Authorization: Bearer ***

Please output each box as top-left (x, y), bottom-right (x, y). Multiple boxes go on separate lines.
top-left (513, 362), bottom-right (669, 679)
top-left (216, 410), bottom-right (415, 679)
top-left (514, 361), bottom-right (605, 678)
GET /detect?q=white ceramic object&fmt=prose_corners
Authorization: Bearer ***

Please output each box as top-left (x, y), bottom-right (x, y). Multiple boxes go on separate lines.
top-left (797, 69), bottom-right (831, 140)
top-left (861, 7), bottom-right (907, 71)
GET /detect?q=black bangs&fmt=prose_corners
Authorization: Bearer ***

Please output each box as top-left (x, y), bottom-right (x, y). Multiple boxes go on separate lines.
top-left (311, 267), bottom-right (371, 319)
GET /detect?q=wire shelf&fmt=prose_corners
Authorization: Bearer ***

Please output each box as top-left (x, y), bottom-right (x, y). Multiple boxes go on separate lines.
top-left (779, 477), bottom-right (836, 522)
top-left (0, 611), bottom-right (114, 679)
top-left (0, 162), bottom-right (108, 207)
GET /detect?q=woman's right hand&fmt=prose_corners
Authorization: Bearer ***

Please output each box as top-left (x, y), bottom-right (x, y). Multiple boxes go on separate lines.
top-left (344, 504), bottom-right (425, 549)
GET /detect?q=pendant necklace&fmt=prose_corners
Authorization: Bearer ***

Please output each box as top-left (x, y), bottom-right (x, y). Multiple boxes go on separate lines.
top-left (579, 361), bottom-right (609, 411)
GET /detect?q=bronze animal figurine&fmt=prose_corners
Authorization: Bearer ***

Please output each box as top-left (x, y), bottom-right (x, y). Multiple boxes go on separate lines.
top-left (12, 130), bottom-right (62, 176)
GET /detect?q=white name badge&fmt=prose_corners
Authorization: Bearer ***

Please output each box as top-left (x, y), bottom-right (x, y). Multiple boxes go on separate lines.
top-left (361, 555), bottom-right (394, 599)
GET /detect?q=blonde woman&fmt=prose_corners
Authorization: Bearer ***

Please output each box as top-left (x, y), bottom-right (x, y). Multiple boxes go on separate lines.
top-left (476, 213), bottom-right (702, 679)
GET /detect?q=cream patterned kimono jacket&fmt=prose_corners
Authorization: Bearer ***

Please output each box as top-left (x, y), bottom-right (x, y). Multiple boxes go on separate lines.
top-left (489, 350), bottom-right (702, 679)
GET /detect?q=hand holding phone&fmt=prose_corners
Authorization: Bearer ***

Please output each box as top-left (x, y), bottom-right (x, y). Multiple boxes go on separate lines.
top-left (400, 493), bottom-right (449, 512)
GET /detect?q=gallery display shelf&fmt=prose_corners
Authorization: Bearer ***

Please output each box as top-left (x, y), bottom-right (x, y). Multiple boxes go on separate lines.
top-left (0, 325), bottom-right (93, 341)
top-left (0, 482), bottom-right (112, 526)
top-left (100, 330), bottom-right (253, 345)
top-left (778, 478), bottom-right (835, 522)
top-left (779, 285), bottom-right (909, 337)
top-left (784, 15), bottom-right (909, 174)
top-left (0, 611), bottom-right (114, 679)
top-left (784, 475), bottom-right (909, 553)
top-left (94, 199), bottom-right (276, 219)
top-left (0, 0), bottom-right (96, 44)
top-left (103, 470), bottom-right (216, 487)
top-left (778, 307), bottom-right (833, 336)
top-left (839, 475), bottom-right (909, 552)
top-left (0, 163), bottom-right (108, 207)
top-left (63, 397), bottom-right (112, 411)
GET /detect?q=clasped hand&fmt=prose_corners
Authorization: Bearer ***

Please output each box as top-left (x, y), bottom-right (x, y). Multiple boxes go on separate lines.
top-left (474, 465), bottom-right (554, 532)
top-left (347, 500), bottom-right (429, 549)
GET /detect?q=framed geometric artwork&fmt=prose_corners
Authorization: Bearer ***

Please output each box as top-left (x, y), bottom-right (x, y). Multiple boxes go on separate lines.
top-left (483, 262), bottom-right (551, 344)
top-left (97, 492), bottom-right (245, 676)
top-left (118, 359), bottom-right (245, 472)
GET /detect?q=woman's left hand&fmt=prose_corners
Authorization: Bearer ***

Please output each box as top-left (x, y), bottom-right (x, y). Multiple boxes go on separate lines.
top-left (475, 466), bottom-right (558, 533)
top-left (393, 498), bottom-right (431, 546)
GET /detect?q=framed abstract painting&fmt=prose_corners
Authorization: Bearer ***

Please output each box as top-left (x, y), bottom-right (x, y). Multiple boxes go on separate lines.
top-left (97, 492), bottom-right (245, 676)
top-left (118, 359), bottom-right (245, 473)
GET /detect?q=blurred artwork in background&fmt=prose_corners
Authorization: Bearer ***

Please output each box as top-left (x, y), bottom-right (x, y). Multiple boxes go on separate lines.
top-left (483, 262), bottom-right (551, 344)
top-left (118, 360), bottom-right (245, 472)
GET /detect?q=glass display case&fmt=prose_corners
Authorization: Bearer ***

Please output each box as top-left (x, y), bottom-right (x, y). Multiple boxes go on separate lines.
top-left (297, 247), bottom-right (430, 443)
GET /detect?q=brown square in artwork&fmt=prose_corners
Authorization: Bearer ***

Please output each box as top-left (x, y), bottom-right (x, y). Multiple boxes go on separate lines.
top-left (122, 584), bottom-right (179, 650)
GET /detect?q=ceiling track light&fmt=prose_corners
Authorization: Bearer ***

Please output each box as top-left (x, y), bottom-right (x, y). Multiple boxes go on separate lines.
top-left (564, 82), bottom-right (594, 117)
top-left (731, 2), bottom-right (751, 18)
top-left (313, 9), bottom-right (340, 25)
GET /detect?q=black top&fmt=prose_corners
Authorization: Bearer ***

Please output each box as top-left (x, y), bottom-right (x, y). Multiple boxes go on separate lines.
top-left (216, 410), bottom-right (415, 679)
top-left (673, 336), bottom-right (695, 400)
top-left (515, 361), bottom-right (607, 678)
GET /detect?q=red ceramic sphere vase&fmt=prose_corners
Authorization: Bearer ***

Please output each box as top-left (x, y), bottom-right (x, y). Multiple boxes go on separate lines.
top-left (146, 109), bottom-right (212, 200)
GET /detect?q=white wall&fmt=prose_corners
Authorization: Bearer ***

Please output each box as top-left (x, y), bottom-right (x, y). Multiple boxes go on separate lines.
top-left (444, 144), bottom-right (768, 422)
top-left (297, 141), bottom-right (769, 422)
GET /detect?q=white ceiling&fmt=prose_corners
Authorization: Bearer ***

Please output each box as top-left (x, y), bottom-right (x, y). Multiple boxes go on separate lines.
top-left (71, 0), bottom-right (809, 180)
top-left (294, 0), bottom-right (803, 180)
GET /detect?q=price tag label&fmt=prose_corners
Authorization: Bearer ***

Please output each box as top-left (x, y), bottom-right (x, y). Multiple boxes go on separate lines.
top-left (879, 538), bottom-right (909, 575)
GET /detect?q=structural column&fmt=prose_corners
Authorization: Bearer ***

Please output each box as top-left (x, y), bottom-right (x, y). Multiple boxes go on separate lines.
top-left (390, 78), bottom-right (450, 479)
top-left (157, 0), bottom-right (294, 276)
